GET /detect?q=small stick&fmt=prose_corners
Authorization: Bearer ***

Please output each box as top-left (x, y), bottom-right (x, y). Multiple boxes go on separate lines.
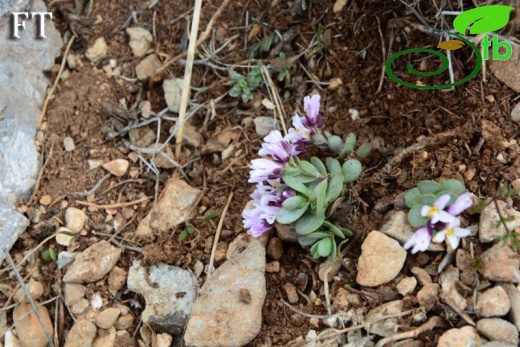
top-left (280, 299), bottom-right (333, 319)
top-left (175, 0), bottom-right (203, 159)
top-left (376, 16), bottom-right (386, 93)
top-left (375, 316), bottom-right (446, 347)
top-left (207, 191), bottom-right (233, 275)
top-left (155, 0), bottom-right (232, 75)
top-left (29, 140), bottom-right (54, 205)
top-left (261, 65), bottom-right (288, 135)
top-left (5, 253), bottom-right (55, 347)
top-left (72, 174), bottom-right (111, 198)
top-left (76, 196), bottom-right (151, 209)
top-left (39, 34), bottom-right (77, 129)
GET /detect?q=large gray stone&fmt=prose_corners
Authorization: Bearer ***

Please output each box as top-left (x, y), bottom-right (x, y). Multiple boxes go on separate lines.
top-left (0, 195), bottom-right (29, 263)
top-left (127, 260), bottom-right (197, 335)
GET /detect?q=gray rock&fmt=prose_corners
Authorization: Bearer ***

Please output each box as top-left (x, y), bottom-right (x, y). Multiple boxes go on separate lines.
top-left (489, 45), bottom-right (520, 93)
top-left (57, 251), bottom-right (75, 269)
top-left (356, 231), bottom-right (406, 287)
top-left (417, 283), bottom-right (440, 311)
top-left (163, 78), bottom-right (185, 113)
top-left (253, 116), bottom-right (277, 136)
top-left (85, 37), bottom-right (107, 62)
top-left (184, 240), bottom-right (266, 347)
top-left (479, 243), bottom-right (520, 283)
top-left (476, 286), bottom-right (511, 318)
top-left (477, 318), bottom-right (519, 346)
top-left (0, 195), bottom-right (29, 263)
top-left (63, 136), bottom-right (75, 152)
top-left (0, 0), bottom-right (61, 262)
top-left (365, 300), bottom-right (403, 337)
top-left (479, 201), bottom-right (520, 243)
top-left (127, 260), bottom-right (197, 335)
top-left (136, 54), bottom-right (161, 80)
top-left (63, 241), bottom-right (121, 284)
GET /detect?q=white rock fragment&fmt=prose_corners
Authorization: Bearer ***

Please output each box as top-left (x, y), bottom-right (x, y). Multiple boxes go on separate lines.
top-left (91, 293), bottom-right (103, 311)
top-left (87, 159), bottom-right (103, 169)
top-left (479, 201), bottom-right (520, 243)
top-left (356, 231), bottom-right (406, 287)
top-left (63, 136), bottom-right (75, 152)
top-left (102, 159), bottom-right (129, 177)
top-left (136, 54), bottom-right (161, 80)
top-left (63, 241), bottom-right (121, 283)
top-left (512, 102), bottom-right (520, 124)
top-left (397, 276), bottom-right (417, 296)
top-left (85, 37), bottom-right (108, 62)
top-left (65, 207), bottom-right (86, 233)
top-left (476, 286), bottom-right (511, 318)
top-left (163, 78), bottom-right (185, 113)
top-left (64, 320), bottom-right (97, 347)
top-left (253, 116), bottom-right (276, 136)
top-left (56, 227), bottom-right (75, 246)
top-left (126, 27), bottom-right (153, 57)
top-left (333, 0), bottom-right (348, 13)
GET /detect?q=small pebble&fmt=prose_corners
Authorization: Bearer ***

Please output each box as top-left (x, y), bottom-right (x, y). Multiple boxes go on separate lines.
top-left (39, 195), bottom-right (52, 206)
top-left (57, 251), bottom-right (75, 269)
top-left (283, 282), bottom-right (299, 304)
top-left (103, 159), bottom-right (129, 177)
top-left (63, 136), bottom-right (75, 152)
top-left (267, 237), bottom-right (283, 260)
top-left (265, 261), bottom-right (280, 273)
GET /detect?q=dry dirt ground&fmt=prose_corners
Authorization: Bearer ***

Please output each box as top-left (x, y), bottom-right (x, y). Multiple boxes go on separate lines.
top-left (2, 0), bottom-right (520, 346)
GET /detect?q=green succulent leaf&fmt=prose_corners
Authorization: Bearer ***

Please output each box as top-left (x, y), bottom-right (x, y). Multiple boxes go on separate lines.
top-left (326, 157), bottom-right (342, 176)
top-left (420, 193), bottom-right (438, 206)
top-left (326, 174), bottom-right (344, 205)
top-left (310, 242), bottom-right (320, 258)
top-left (339, 133), bottom-right (357, 158)
top-left (42, 248), bottom-right (57, 262)
top-left (356, 143), bottom-right (372, 159)
top-left (404, 188), bottom-right (423, 208)
top-left (327, 135), bottom-right (344, 153)
top-left (441, 179), bottom-right (466, 197)
top-left (453, 5), bottom-right (514, 35)
top-left (282, 195), bottom-right (308, 209)
top-left (342, 159), bottom-right (362, 183)
top-left (323, 220), bottom-right (345, 239)
top-left (408, 204), bottom-right (427, 228)
top-left (294, 173), bottom-right (321, 184)
top-left (315, 179), bottom-right (328, 217)
top-left (299, 160), bottom-right (322, 178)
top-left (284, 165), bottom-right (303, 176)
top-left (341, 227), bottom-right (354, 237)
top-left (283, 174), bottom-right (311, 197)
top-left (311, 157), bottom-right (327, 176)
top-left (331, 238), bottom-right (338, 259)
top-left (298, 232), bottom-right (329, 246)
top-left (418, 180), bottom-right (442, 194)
top-left (295, 210), bottom-right (325, 235)
top-left (317, 238), bottom-right (333, 258)
top-left (276, 202), bottom-right (310, 224)
top-left (312, 134), bottom-right (327, 146)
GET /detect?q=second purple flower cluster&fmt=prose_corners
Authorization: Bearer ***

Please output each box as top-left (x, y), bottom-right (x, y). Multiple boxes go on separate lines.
top-left (404, 193), bottom-right (473, 253)
top-left (243, 95), bottom-right (324, 237)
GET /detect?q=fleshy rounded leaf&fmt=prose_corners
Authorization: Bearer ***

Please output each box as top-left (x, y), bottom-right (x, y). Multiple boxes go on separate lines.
top-left (408, 204), bottom-right (428, 228)
top-left (356, 143), bottom-right (372, 159)
top-left (420, 193), bottom-right (438, 206)
top-left (453, 5), bottom-right (514, 35)
top-left (311, 157), bottom-right (327, 176)
top-left (315, 179), bottom-right (328, 217)
top-left (323, 221), bottom-right (345, 239)
top-left (312, 134), bottom-right (327, 146)
top-left (327, 135), bottom-right (344, 153)
top-left (282, 195), bottom-right (307, 209)
top-left (418, 180), bottom-right (442, 194)
top-left (441, 179), bottom-right (466, 197)
top-left (326, 157), bottom-right (342, 176)
top-left (404, 188), bottom-right (423, 208)
top-left (283, 174), bottom-right (311, 197)
top-left (317, 238), bottom-right (333, 257)
top-left (326, 174), bottom-right (344, 205)
top-left (298, 232), bottom-right (329, 246)
top-left (339, 133), bottom-right (357, 158)
top-left (295, 211), bottom-right (325, 235)
top-left (299, 160), bottom-right (321, 178)
top-left (276, 203), bottom-right (310, 224)
top-left (342, 159), bottom-right (362, 183)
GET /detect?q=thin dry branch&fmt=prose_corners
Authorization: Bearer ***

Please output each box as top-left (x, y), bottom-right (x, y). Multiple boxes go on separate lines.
top-left (207, 191), bottom-right (233, 276)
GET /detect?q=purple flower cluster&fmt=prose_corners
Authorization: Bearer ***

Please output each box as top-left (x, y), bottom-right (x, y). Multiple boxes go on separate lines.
top-left (404, 193), bottom-right (473, 253)
top-left (243, 95), bottom-right (324, 237)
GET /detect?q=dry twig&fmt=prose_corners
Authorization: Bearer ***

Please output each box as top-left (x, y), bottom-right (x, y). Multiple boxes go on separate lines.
top-left (76, 196), bottom-right (150, 209)
top-left (207, 191), bottom-right (233, 276)
top-left (375, 316), bottom-right (446, 347)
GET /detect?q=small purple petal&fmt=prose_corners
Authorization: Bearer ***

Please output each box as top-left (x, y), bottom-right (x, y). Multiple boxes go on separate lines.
top-left (446, 193), bottom-right (472, 216)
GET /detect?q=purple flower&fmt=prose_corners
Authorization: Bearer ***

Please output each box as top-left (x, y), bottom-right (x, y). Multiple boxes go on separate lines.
top-left (446, 192), bottom-right (472, 216)
top-left (258, 130), bottom-right (292, 163)
top-left (243, 182), bottom-right (284, 237)
top-left (248, 158), bottom-right (285, 183)
top-left (421, 194), bottom-right (457, 224)
top-left (404, 227), bottom-right (432, 254)
top-left (303, 94), bottom-right (324, 129)
top-left (285, 114), bottom-right (311, 145)
top-left (432, 219), bottom-right (470, 250)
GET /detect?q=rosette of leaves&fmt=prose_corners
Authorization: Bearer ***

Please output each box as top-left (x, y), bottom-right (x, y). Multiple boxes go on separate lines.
top-left (313, 131), bottom-right (371, 159)
top-left (275, 156), bottom-right (361, 259)
top-left (228, 65), bottom-right (265, 103)
top-left (404, 179), bottom-right (466, 227)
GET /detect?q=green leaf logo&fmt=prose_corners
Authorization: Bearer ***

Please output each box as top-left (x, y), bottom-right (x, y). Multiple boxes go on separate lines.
top-left (453, 5), bottom-right (514, 35)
